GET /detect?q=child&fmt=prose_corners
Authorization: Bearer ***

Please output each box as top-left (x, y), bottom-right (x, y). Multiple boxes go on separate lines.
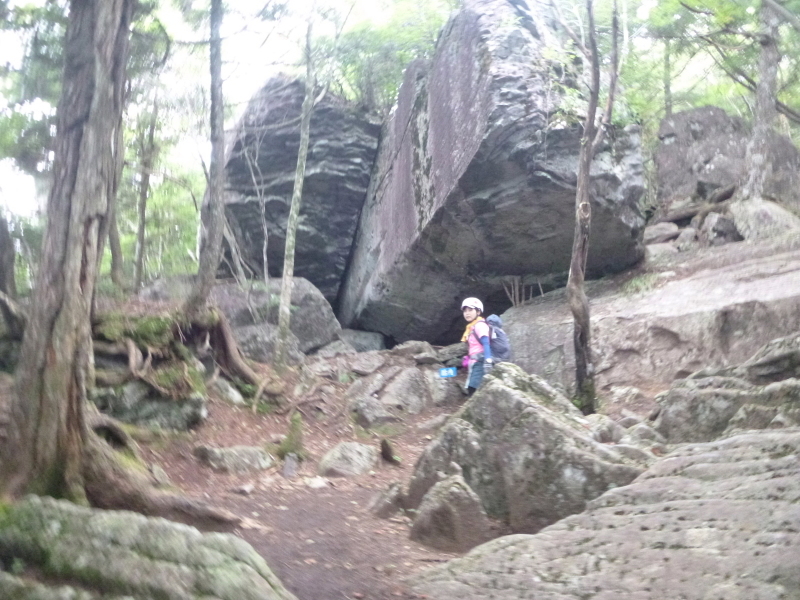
top-left (460, 297), bottom-right (493, 395)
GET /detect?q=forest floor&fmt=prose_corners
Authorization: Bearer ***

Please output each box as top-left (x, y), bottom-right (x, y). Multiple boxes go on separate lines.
top-left (141, 381), bottom-right (476, 600)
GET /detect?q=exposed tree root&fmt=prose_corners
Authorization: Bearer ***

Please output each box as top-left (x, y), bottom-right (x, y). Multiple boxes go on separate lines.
top-left (82, 426), bottom-right (240, 531)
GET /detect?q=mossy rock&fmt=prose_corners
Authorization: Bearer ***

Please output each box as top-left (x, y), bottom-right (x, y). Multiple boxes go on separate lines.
top-left (0, 495), bottom-right (297, 600)
top-left (94, 312), bottom-right (176, 348)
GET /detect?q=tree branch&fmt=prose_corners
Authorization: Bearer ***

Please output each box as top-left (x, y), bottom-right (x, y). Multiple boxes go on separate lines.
top-left (763, 0), bottom-right (800, 33)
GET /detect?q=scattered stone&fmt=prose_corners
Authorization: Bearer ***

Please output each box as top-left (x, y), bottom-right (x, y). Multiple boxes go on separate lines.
top-left (318, 442), bottom-right (379, 477)
top-left (616, 415), bottom-right (642, 429)
top-left (391, 341), bottom-right (437, 358)
top-left (0, 495), bottom-right (296, 600)
top-left (380, 439), bottom-right (402, 465)
top-left (368, 482), bottom-right (407, 519)
top-left (583, 413), bottom-right (625, 444)
top-left (210, 377), bottom-right (246, 406)
top-left (675, 226), bottom-right (697, 251)
top-left (282, 453), bottom-right (300, 479)
top-left (149, 463), bottom-right (171, 488)
top-left (194, 445), bottom-right (274, 474)
top-left (699, 211), bottom-right (743, 246)
top-left (413, 350), bottom-right (440, 365)
top-left (417, 414), bottom-right (449, 432)
top-left (409, 473), bottom-right (494, 553)
top-left (643, 221), bottom-right (680, 244)
top-left (233, 483), bottom-right (255, 495)
top-left (347, 352), bottom-right (387, 376)
top-left (314, 339), bottom-right (357, 357)
top-left (305, 476), bottom-right (329, 489)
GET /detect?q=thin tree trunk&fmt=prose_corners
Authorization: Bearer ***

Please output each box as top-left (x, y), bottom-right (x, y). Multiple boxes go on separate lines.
top-left (0, 0), bottom-right (134, 499)
top-left (663, 38), bottom-right (673, 117)
top-left (561, 0), bottom-right (619, 414)
top-left (108, 207), bottom-right (124, 287)
top-left (134, 98), bottom-right (159, 290)
top-left (0, 210), bottom-right (22, 338)
top-left (742, 2), bottom-right (780, 201)
top-left (276, 23), bottom-right (315, 370)
top-left (184, 0), bottom-right (225, 317)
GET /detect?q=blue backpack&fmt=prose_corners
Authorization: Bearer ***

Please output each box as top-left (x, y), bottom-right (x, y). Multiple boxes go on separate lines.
top-left (472, 314), bottom-right (512, 361)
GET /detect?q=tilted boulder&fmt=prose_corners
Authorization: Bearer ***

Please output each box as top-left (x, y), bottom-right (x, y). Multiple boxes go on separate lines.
top-left (412, 427), bottom-right (800, 600)
top-left (406, 363), bottom-right (648, 533)
top-left (223, 76), bottom-right (380, 303)
top-left (0, 495), bottom-right (296, 600)
top-left (339, 0), bottom-right (645, 343)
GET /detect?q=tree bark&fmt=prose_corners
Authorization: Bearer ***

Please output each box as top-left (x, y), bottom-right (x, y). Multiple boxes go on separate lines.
top-left (0, 0), bottom-right (134, 499)
top-left (276, 23), bottom-right (315, 371)
top-left (184, 0), bottom-right (225, 317)
top-left (742, 2), bottom-right (780, 202)
top-left (134, 97), bottom-right (159, 290)
top-left (0, 210), bottom-right (23, 339)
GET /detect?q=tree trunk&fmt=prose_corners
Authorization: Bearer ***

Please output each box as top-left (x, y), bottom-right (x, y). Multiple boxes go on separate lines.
top-left (0, 210), bottom-right (23, 338)
top-left (663, 38), bottom-right (673, 117)
top-left (108, 207), bottom-right (124, 287)
top-left (134, 98), bottom-right (159, 290)
top-left (184, 0), bottom-right (225, 317)
top-left (742, 2), bottom-right (780, 202)
top-left (276, 23), bottom-right (315, 371)
top-left (0, 0), bottom-right (134, 499)
top-left (562, 0), bottom-right (618, 415)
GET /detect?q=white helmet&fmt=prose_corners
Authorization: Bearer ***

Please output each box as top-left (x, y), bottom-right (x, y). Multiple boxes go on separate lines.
top-left (461, 297), bottom-right (483, 312)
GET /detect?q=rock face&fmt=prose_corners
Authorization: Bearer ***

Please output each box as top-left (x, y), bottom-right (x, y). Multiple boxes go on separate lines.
top-left (0, 495), bottom-right (296, 600)
top-left (406, 363), bottom-right (648, 533)
top-left (194, 445), bottom-right (275, 473)
top-left (338, 0), bottom-right (645, 343)
top-left (223, 76), bottom-right (381, 303)
top-left (654, 331), bottom-right (800, 443)
top-left (412, 427), bottom-right (800, 600)
top-left (656, 106), bottom-right (800, 219)
top-left (503, 237), bottom-right (800, 399)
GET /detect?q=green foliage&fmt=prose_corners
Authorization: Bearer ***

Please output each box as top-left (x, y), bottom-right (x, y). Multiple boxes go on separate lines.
top-left (275, 412), bottom-right (307, 460)
top-left (317, 0), bottom-right (455, 113)
top-left (621, 273), bottom-right (658, 296)
top-left (149, 360), bottom-right (206, 397)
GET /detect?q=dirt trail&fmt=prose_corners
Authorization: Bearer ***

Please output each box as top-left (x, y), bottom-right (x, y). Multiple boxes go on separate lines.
top-left (143, 396), bottom-right (462, 600)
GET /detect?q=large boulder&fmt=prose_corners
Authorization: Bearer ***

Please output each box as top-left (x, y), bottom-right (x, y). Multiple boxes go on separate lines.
top-left (655, 106), bottom-right (800, 237)
top-left (503, 236), bottom-right (800, 399)
top-left (0, 495), bottom-right (296, 600)
top-left (222, 76), bottom-right (380, 303)
top-left (339, 0), bottom-right (645, 343)
top-left (140, 277), bottom-right (341, 356)
top-left (210, 278), bottom-right (340, 354)
top-left (412, 427), bottom-right (800, 600)
top-left (406, 363), bottom-right (648, 533)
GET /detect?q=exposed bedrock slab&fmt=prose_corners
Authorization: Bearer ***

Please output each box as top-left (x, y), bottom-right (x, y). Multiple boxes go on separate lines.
top-left (503, 239), bottom-right (800, 397)
top-left (338, 0), bottom-right (645, 343)
top-left (412, 428), bottom-right (800, 600)
top-left (223, 76), bottom-right (380, 303)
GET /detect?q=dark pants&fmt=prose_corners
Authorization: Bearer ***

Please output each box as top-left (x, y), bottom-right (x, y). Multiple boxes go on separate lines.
top-left (467, 359), bottom-right (485, 393)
